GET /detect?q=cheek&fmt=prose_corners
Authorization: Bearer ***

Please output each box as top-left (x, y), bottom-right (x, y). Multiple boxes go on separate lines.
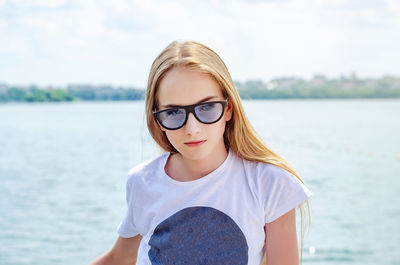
top-left (209, 120), bottom-right (227, 138)
top-left (164, 131), bottom-right (181, 147)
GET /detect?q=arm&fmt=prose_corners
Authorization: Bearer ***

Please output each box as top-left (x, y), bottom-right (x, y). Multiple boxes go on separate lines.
top-left (89, 234), bottom-right (142, 265)
top-left (264, 209), bottom-right (299, 265)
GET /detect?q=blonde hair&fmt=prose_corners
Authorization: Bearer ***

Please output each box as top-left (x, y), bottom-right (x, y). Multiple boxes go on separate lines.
top-left (145, 40), bottom-right (311, 264)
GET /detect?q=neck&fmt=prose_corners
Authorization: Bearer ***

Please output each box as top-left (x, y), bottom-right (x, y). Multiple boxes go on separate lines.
top-left (167, 145), bottom-right (229, 182)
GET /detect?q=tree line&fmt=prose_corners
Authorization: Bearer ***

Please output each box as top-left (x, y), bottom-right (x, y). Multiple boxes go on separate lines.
top-left (1, 74), bottom-right (400, 103)
top-left (0, 86), bottom-right (145, 102)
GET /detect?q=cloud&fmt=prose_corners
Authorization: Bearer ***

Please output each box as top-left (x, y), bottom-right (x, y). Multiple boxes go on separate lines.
top-left (7, 0), bottom-right (71, 8)
top-left (0, 0), bottom-right (399, 86)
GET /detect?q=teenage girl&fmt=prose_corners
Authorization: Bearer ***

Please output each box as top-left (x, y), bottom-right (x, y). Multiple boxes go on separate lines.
top-left (90, 40), bottom-right (312, 265)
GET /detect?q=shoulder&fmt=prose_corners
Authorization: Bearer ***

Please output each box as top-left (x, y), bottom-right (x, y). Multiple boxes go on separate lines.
top-left (240, 158), bottom-right (307, 199)
top-left (241, 158), bottom-right (296, 183)
top-left (126, 152), bottom-right (169, 186)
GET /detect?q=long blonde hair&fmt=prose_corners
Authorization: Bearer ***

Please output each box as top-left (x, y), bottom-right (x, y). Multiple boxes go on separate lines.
top-left (145, 40), bottom-right (311, 264)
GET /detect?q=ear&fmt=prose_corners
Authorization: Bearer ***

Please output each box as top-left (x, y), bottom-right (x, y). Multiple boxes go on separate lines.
top-left (224, 100), bottom-right (233, 122)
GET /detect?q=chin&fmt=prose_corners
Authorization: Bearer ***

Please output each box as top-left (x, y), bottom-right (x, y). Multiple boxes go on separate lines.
top-left (179, 145), bottom-right (211, 161)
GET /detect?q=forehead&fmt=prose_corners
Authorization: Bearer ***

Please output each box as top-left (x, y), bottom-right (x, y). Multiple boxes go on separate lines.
top-left (157, 67), bottom-right (223, 108)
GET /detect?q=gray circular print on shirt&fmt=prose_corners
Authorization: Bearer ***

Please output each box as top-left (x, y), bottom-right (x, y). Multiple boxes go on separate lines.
top-left (148, 206), bottom-right (248, 265)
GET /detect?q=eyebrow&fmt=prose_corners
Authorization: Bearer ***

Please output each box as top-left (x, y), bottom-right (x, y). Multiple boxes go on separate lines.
top-left (160, 96), bottom-right (219, 108)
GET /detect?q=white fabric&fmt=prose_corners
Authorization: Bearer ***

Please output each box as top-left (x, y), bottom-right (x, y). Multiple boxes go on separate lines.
top-left (117, 148), bottom-right (312, 265)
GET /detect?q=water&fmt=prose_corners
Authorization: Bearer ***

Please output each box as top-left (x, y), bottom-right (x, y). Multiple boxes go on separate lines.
top-left (0, 99), bottom-right (399, 265)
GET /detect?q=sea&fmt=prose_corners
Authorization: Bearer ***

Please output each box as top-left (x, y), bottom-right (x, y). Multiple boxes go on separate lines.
top-left (0, 99), bottom-right (399, 265)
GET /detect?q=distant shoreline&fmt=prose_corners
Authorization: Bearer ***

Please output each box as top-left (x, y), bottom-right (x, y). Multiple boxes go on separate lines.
top-left (1, 97), bottom-right (400, 105)
top-left (1, 75), bottom-right (400, 102)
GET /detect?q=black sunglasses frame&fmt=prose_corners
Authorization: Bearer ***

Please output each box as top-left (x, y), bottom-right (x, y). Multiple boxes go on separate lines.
top-left (153, 99), bottom-right (228, 130)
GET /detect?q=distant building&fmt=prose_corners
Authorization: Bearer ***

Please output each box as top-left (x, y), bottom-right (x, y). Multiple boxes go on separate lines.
top-left (270, 77), bottom-right (304, 90)
top-left (266, 81), bottom-right (277, 90)
top-left (310, 74), bottom-right (327, 86)
top-left (0, 82), bottom-right (7, 92)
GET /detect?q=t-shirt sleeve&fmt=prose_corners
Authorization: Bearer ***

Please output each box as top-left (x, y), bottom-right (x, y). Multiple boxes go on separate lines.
top-left (261, 164), bottom-right (312, 224)
top-left (117, 176), bottom-right (140, 238)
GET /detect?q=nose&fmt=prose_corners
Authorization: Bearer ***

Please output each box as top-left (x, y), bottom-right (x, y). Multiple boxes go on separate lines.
top-left (184, 113), bottom-right (201, 136)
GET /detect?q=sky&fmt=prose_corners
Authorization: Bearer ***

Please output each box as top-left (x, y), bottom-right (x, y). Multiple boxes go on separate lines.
top-left (0, 0), bottom-right (399, 88)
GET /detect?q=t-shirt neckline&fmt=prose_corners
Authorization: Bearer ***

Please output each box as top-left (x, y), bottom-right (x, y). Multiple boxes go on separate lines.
top-left (160, 148), bottom-right (233, 186)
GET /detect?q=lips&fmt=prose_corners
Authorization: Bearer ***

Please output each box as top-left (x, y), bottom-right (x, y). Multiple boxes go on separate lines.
top-left (184, 140), bottom-right (206, 146)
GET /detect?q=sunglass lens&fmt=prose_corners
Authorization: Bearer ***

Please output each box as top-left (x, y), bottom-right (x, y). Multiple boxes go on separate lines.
top-left (158, 108), bottom-right (186, 129)
top-left (195, 102), bottom-right (223, 123)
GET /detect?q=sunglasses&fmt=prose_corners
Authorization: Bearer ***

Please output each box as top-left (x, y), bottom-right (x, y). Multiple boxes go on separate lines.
top-left (153, 99), bottom-right (228, 130)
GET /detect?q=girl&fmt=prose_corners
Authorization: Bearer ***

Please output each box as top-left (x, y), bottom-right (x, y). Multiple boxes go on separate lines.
top-left (90, 40), bottom-right (312, 265)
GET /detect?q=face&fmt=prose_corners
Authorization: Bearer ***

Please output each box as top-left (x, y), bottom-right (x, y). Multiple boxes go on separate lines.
top-left (156, 66), bottom-right (232, 161)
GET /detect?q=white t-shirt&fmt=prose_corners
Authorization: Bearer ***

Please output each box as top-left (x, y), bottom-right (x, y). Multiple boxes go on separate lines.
top-left (117, 148), bottom-right (312, 265)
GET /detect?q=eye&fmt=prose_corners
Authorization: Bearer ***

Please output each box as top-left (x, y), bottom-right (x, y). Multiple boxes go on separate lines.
top-left (165, 108), bottom-right (183, 116)
top-left (198, 103), bottom-right (216, 111)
